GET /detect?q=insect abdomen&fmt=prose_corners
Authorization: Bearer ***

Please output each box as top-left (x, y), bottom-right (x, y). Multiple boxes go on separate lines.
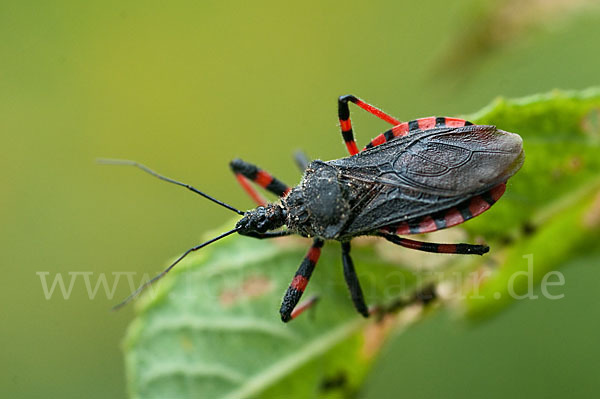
top-left (385, 183), bottom-right (506, 235)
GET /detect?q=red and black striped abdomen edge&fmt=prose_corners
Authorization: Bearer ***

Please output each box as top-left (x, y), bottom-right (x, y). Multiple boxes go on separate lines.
top-left (383, 183), bottom-right (506, 236)
top-left (364, 117), bottom-right (473, 150)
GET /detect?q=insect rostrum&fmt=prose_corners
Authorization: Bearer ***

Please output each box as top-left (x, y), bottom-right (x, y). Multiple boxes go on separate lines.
top-left (104, 94), bottom-right (524, 322)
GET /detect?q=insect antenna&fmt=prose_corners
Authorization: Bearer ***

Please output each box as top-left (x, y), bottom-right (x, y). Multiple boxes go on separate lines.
top-left (97, 158), bottom-right (244, 215)
top-left (112, 227), bottom-right (239, 310)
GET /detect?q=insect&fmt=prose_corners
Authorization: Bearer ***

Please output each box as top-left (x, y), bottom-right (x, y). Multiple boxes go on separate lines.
top-left (103, 94), bottom-right (524, 322)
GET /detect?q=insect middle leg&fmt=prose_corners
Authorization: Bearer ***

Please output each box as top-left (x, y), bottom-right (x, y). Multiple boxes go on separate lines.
top-left (293, 150), bottom-right (310, 172)
top-left (338, 95), bottom-right (401, 156)
top-left (280, 238), bottom-right (325, 322)
top-left (341, 241), bottom-right (369, 317)
top-left (230, 158), bottom-right (291, 206)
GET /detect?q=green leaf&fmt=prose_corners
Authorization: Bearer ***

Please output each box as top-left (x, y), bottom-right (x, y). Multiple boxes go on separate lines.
top-left (124, 88), bottom-right (600, 398)
top-left (459, 88), bottom-right (600, 318)
top-left (462, 182), bottom-right (600, 318)
top-left (464, 88), bottom-right (600, 238)
top-left (124, 234), bottom-right (422, 399)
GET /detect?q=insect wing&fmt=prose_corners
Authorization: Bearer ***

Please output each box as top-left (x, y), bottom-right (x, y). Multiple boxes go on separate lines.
top-left (335, 125), bottom-right (523, 196)
top-left (330, 125), bottom-right (524, 234)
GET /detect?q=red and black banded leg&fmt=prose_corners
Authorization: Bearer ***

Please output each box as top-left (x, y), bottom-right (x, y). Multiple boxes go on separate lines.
top-left (280, 238), bottom-right (325, 322)
top-left (338, 95), bottom-right (401, 156)
top-left (341, 241), bottom-right (369, 318)
top-left (378, 232), bottom-right (489, 255)
top-left (363, 116), bottom-right (475, 150)
top-left (230, 158), bottom-right (291, 206)
top-left (287, 295), bottom-right (320, 321)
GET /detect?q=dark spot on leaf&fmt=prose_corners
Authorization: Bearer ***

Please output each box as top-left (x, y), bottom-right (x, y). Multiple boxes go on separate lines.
top-left (319, 371), bottom-right (348, 392)
top-left (522, 222), bottom-right (536, 236)
top-left (414, 284), bottom-right (437, 305)
top-left (499, 235), bottom-right (514, 246)
top-left (383, 284), bottom-right (437, 313)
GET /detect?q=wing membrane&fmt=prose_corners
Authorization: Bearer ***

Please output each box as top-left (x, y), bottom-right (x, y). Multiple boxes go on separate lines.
top-left (328, 125), bottom-right (524, 235)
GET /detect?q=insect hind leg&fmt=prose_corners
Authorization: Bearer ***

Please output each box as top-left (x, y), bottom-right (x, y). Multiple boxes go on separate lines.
top-left (338, 95), bottom-right (401, 156)
top-left (363, 116), bottom-right (475, 151)
top-left (230, 159), bottom-right (291, 206)
top-left (378, 232), bottom-right (489, 255)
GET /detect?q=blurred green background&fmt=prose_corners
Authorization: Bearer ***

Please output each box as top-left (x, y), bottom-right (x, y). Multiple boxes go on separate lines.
top-left (2, 1), bottom-right (600, 398)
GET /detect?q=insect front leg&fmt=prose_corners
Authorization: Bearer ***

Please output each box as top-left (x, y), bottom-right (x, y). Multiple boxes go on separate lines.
top-left (378, 233), bottom-right (489, 255)
top-left (230, 159), bottom-right (291, 206)
top-left (241, 231), bottom-right (292, 239)
top-left (280, 238), bottom-right (325, 322)
top-left (341, 241), bottom-right (369, 318)
top-left (338, 95), bottom-right (401, 156)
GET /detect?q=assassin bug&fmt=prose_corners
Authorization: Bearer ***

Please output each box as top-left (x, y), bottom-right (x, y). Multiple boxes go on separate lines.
top-left (102, 94), bottom-right (524, 322)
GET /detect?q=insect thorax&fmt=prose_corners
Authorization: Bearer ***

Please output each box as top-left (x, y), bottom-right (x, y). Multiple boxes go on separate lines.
top-left (284, 161), bottom-right (353, 240)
